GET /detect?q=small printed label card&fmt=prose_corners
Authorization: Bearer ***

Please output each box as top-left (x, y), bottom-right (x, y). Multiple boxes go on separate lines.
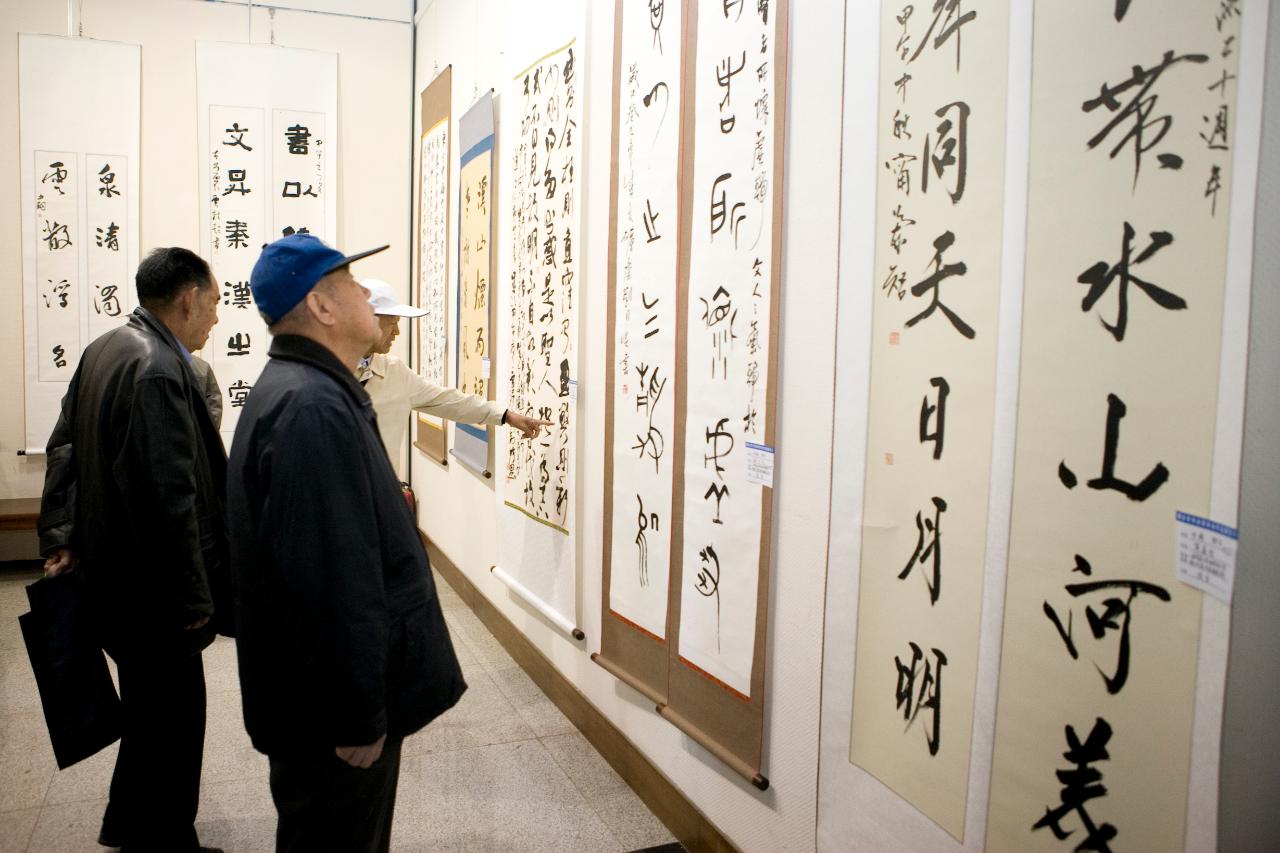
top-left (1175, 511), bottom-right (1237, 603)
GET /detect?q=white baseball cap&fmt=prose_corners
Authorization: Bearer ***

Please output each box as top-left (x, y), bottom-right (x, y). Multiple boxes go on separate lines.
top-left (364, 278), bottom-right (427, 318)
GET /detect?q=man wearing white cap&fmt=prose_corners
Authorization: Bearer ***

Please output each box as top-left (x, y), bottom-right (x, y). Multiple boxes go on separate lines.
top-left (358, 278), bottom-right (550, 478)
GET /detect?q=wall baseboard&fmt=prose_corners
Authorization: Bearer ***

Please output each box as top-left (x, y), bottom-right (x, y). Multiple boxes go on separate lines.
top-left (423, 534), bottom-right (737, 853)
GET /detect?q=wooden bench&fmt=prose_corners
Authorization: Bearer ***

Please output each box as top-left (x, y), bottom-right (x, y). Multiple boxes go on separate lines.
top-left (0, 498), bottom-right (41, 532)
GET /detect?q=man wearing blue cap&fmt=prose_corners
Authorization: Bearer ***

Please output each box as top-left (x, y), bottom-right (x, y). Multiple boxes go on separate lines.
top-left (226, 234), bottom-right (466, 853)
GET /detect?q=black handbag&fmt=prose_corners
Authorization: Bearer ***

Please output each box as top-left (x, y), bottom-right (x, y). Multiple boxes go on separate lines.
top-left (19, 572), bottom-right (122, 769)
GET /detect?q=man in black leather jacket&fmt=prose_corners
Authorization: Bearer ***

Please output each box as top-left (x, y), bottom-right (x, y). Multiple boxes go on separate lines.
top-left (228, 234), bottom-right (465, 853)
top-left (38, 247), bottom-right (228, 853)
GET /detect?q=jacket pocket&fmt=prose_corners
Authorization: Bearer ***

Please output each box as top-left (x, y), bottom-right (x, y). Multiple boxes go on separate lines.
top-left (386, 598), bottom-right (466, 738)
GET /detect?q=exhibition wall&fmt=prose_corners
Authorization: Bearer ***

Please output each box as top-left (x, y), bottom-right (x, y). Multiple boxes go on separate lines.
top-left (819, 2), bottom-right (1271, 852)
top-left (0, 0), bottom-right (412, 557)
top-left (409, 0), bottom-right (840, 850)
top-left (1, 1), bottom-right (1276, 850)
top-left (410, 1), bottom-right (1278, 850)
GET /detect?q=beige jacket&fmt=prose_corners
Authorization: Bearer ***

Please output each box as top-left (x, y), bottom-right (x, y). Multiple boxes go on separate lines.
top-left (359, 353), bottom-right (505, 478)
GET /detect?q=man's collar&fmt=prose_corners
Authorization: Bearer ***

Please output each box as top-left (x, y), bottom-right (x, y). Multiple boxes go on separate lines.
top-left (358, 350), bottom-right (386, 379)
top-left (268, 334), bottom-right (371, 407)
top-left (133, 306), bottom-right (190, 363)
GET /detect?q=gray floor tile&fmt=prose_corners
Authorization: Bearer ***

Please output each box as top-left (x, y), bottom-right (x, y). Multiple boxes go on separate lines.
top-left (590, 788), bottom-right (677, 851)
top-left (0, 611), bottom-right (24, 652)
top-left (541, 730), bottom-right (632, 799)
top-left (202, 636), bottom-right (241, 695)
top-left (43, 740), bottom-right (116, 806)
top-left (488, 664), bottom-right (577, 738)
top-left (391, 739), bottom-right (622, 853)
top-left (0, 567), bottom-right (672, 852)
top-left (401, 670), bottom-right (536, 758)
top-left (0, 807), bottom-right (39, 853)
top-left (0, 645), bottom-right (42, 716)
top-left (445, 622), bottom-right (478, 669)
top-left (444, 607), bottom-right (489, 641)
top-left (0, 711), bottom-right (56, 813)
top-left (25, 797), bottom-right (105, 853)
top-left (195, 774), bottom-right (278, 852)
top-left (202, 689), bottom-right (268, 786)
top-left (456, 623), bottom-right (519, 670)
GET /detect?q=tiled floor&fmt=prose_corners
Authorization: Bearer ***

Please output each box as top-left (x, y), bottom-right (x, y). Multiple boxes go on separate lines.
top-left (0, 563), bottom-right (675, 852)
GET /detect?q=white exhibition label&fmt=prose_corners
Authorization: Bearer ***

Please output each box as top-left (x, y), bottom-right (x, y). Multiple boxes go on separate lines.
top-left (744, 443), bottom-right (775, 489)
top-left (1175, 511), bottom-right (1237, 603)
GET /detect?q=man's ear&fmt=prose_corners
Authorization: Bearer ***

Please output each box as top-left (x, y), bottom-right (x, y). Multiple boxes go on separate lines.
top-left (305, 288), bottom-right (337, 327)
top-left (177, 283), bottom-right (200, 319)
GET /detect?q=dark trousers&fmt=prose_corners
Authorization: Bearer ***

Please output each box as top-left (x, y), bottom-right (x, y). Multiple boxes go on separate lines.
top-left (100, 651), bottom-right (207, 852)
top-left (269, 738), bottom-right (403, 853)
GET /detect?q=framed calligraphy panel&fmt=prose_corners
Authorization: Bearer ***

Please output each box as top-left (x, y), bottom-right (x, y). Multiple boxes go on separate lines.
top-left (494, 13), bottom-right (585, 637)
top-left (19, 35), bottom-right (140, 451)
top-left (197, 42), bottom-right (337, 444)
top-left (453, 90), bottom-right (497, 478)
top-left (595, 0), bottom-right (686, 704)
top-left (415, 66), bottom-right (452, 465)
top-left (849, 0), bottom-right (1011, 839)
top-left (987, 3), bottom-right (1246, 850)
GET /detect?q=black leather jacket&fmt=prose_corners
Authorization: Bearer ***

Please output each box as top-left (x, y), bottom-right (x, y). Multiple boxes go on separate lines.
top-left (228, 335), bottom-right (465, 756)
top-left (38, 307), bottom-right (230, 658)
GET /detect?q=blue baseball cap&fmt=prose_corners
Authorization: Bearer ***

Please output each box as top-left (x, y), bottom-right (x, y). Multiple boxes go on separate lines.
top-left (250, 233), bottom-right (389, 324)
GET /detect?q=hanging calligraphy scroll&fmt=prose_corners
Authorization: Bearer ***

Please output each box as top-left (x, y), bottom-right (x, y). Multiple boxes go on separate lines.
top-left (493, 17), bottom-right (585, 639)
top-left (452, 91), bottom-right (497, 478)
top-left (197, 42), bottom-right (338, 444)
top-left (986, 3), bottom-right (1246, 851)
top-left (658, 0), bottom-right (787, 789)
top-left (594, 0), bottom-right (687, 704)
top-left (19, 35), bottom-right (140, 452)
top-left (848, 1), bottom-right (1011, 839)
top-left (414, 66), bottom-right (452, 465)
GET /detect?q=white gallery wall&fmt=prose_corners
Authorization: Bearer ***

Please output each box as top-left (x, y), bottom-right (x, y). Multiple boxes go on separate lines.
top-left (409, 0), bottom-right (842, 849)
top-left (0, 0), bottom-right (411, 558)
top-left (821, 2), bottom-right (1272, 853)
top-left (1, 1), bottom-right (1275, 850)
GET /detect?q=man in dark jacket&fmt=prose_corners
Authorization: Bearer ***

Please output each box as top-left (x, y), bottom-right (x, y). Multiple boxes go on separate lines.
top-left (227, 233), bottom-right (466, 853)
top-left (37, 247), bottom-right (228, 852)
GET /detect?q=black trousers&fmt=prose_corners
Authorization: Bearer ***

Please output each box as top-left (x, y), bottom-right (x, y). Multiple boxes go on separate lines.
top-left (269, 738), bottom-right (403, 853)
top-left (100, 651), bottom-right (207, 852)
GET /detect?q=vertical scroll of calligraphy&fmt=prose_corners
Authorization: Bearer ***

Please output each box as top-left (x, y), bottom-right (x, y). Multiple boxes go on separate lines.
top-left (34, 150), bottom-right (80, 384)
top-left (848, 1), bottom-right (1011, 839)
top-left (595, 0), bottom-right (685, 701)
top-left (458, 94), bottom-right (496, 479)
top-left (197, 42), bottom-right (337, 444)
top-left (494, 18), bottom-right (585, 635)
top-left (205, 103), bottom-right (267, 438)
top-left (659, 0), bottom-right (787, 787)
top-left (454, 91), bottom-right (496, 477)
top-left (986, 4), bottom-right (1245, 851)
top-left (415, 67), bottom-right (452, 464)
top-left (19, 35), bottom-right (140, 450)
top-left (85, 154), bottom-right (130, 344)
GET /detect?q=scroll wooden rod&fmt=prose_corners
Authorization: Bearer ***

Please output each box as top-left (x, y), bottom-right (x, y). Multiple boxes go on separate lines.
top-left (489, 565), bottom-right (585, 641)
top-left (589, 652), bottom-right (666, 705)
top-left (656, 703), bottom-right (770, 791)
